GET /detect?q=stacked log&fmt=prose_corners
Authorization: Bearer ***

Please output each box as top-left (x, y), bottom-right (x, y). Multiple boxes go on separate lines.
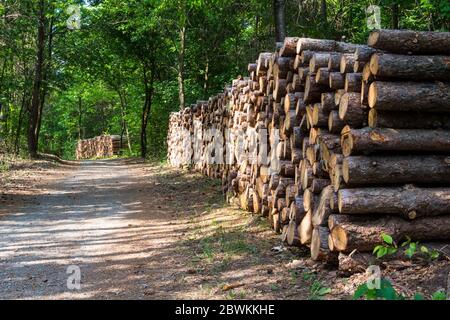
top-left (76, 135), bottom-right (122, 159)
top-left (330, 29), bottom-right (450, 261)
top-left (167, 29), bottom-right (450, 269)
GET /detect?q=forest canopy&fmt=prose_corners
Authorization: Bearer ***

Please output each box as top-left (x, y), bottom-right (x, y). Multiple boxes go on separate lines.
top-left (0, 0), bottom-right (448, 160)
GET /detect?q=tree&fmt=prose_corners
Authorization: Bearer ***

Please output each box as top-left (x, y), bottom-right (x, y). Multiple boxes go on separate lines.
top-left (273, 0), bottom-right (286, 43)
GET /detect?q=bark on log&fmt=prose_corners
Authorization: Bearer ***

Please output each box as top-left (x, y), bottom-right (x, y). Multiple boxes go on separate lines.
top-left (329, 72), bottom-right (344, 90)
top-left (329, 214), bottom-right (450, 253)
top-left (368, 81), bottom-right (450, 112)
top-left (344, 73), bottom-right (362, 92)
top-left (280, 37), bottom-right (299, 57)
top-left (368, 29), bottom-right (450, 55)
top-left (341, 126), bottom-right (450, 157)
top-left (338, 93), bottom-right (368, 127)
top-left (328, 110), bottom-right (345, 134)
top-left (338, 186), bottom-right (450, 219)
top-left (368, 109), bottom-right (450, 129)
top-left (342, 155), bottom-right (450, 186)
top-left (297, 38), bottom-right (336, 54)
top-left (311, 226), bottom-right (331, 261)
top-left (370, 53), bottom-right (450, 81)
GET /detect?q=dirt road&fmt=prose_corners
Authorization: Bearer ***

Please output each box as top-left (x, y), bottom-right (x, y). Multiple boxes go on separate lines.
top-left (0, 159), bottom-right (319, 299)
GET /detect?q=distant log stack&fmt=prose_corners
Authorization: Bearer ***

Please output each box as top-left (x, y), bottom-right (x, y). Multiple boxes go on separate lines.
top-left (167, 29), bottom-right (450, 269)
top-left (76, 135), bottom-right (122, 159)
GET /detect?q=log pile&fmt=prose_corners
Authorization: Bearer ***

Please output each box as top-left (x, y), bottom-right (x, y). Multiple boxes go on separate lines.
top-left (76, 135), bottom-right (122, 160)
top-left (167, 29), bottom-right (450, 268)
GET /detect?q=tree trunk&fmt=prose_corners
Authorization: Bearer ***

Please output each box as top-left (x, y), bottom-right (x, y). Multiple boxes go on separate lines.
top-left (140, 59), bottom-right (155, 158)
top-left (178, 25), bottom-right (186, 110)
top-left (78, 95), bottom-right (82, 140)
top-left (36, 16), bottom-right (54, 145)
top-left (273, 0), bottom-right (286, 43)
top-left (28, 0), bottom-right (45, 158)
top-left (391, 3), bottom-right (399, 29)
top-left (338, 186), bottom-right (450, 219)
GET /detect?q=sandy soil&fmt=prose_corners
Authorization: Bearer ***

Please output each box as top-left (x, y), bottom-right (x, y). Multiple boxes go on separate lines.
top-left (0, 158), bottom-right (448, 300)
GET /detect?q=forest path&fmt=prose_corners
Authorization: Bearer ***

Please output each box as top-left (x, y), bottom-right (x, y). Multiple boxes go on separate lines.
top-left (0, 159), bottom-right (324, 299)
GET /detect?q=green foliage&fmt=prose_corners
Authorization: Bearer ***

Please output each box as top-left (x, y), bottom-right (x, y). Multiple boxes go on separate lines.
top-left (0, 1), bottom-right (448, 159)
top-left (373, 233), bottom-right (398, 258)
top-left (353, 279), bottom-right (401, 300)
top-left (354, 278), bottom-right (448, 300)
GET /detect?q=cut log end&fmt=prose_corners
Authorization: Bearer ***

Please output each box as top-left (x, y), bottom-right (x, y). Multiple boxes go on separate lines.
top-left (340, 125), bottom-right (353, 157)
top-left (368, 108), bottom-right (377, 128)
top-left (368, 82), bottom-right (377, 108)
top-left (331, 225), bottom-right (347, 252)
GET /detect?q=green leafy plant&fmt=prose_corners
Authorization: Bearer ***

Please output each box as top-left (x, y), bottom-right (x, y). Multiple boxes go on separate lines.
top-left (401, 237), bottom-right (418, 258)
top-left (373, 233), bottom-right (398, 258)
top-left (401, 237), bottom-right (440, 260)
top-left (431, 290), bottom-right (447, 300)
top-left (309, 280), bottom-right (332, 300)
top-left (353, 278), bottom-right (403, 300)
top-left (419, 245), bottom-right (440, 260)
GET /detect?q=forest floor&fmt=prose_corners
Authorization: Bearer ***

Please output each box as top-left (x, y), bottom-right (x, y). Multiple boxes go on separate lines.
top-left (0, 157), bottom-right (448, 300)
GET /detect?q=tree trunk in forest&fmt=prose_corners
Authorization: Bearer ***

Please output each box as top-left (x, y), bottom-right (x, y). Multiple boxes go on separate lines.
top-left (117, 89), bottom-right (132, 153)
top-left (28, 0), bottom-right (46, 158)
top-left (178, 25), bottom-right (186, 110)
top-left (320, 0), bottom-right (328, 30)
top-left (78, 95), bottom-right (82, 140)
top-left (203, 57), bottom-right (209, 97)
top-left (36, 16), bottom-right (54, 145)
top-left (391, 3), bottom-right (399, 29)
top-left (140, 60), bottom-right (155, 158)
top-left (273, 0), bottom-right (286, 43)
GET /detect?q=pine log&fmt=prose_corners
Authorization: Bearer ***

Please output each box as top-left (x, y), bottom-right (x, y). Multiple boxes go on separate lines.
top-left (304, 75), bottom-right (330, 103)
top-left (280, 37), bottom-right (299, 57)
top-left (329, 214), bottom-right (450, 253)
top-left (338, 93), bottom-right (368, 127)
top-left (368, 109), bottom-right (450, 129)
top-left (299, 210), bottom-right (313, 244)
top-left (344, 73), bottom-right (362, 92)
top-left (297, 38), bottom-right (336, 54)
top-left (328, 52), bottom-right (342, 71)
top-left (342, 155), bottom-right (450, 186)
top-left (286, 220), bottom-right (301, 246)
top-left (321, 92), bottom-right (335, 113)
top-left (290, 196), bottom-right (306, 224)
top-left (368, 29), bottom-right (450, 55)
top-left (310, 53), bottom-right (331, 73)
top-left (341, 126), bottom-right (450, 157)
top-left (312, 185), bottom-right (335, 227)
top-left (370, 53), bottom-right (450, 81)
top-left (338, 186), bottom-right (450, 219)
top-left (329, 72), bottom-right (344, 89)
top-left (328, 110), bottom-right (345, 134)
top-left (315, 68), bottom-right (330, 85)
top-left (340, 54), bottom-right (355, 73)
top-left (311, 226), bottom-right (331, 261)
top-left (368, 81), bottom-right (450, 112)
